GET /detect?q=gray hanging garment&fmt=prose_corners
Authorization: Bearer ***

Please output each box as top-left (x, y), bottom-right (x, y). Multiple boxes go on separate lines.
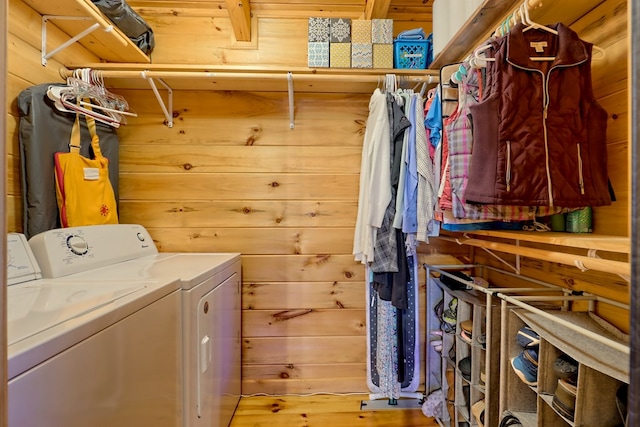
top-left (18, 83), bottom-right (120, 239)
top-left (91, 0), bottom-right (155, 55)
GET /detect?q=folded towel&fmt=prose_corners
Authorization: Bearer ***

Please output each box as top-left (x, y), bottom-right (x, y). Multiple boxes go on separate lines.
top-left (397, 28), bottom-right (426, 40)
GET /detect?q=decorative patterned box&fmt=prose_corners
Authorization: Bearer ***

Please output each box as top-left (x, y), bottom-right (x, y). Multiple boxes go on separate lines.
top-left (351, 20), bottom-right (372, 44)
top-left (330, 18), bottom-right (351, 43)
top-left (372, 19), bottom-right (393, 44)
top-left (373, 44), bottom-right (393, 69)
top-left (352, 43), bottom-right (373, 68)
top-left (308, 41), bottom-right (329, 67)
top-left (308, 17), bottom-right (330, 42)
top-left (330, 43), bottom-right (351, 68)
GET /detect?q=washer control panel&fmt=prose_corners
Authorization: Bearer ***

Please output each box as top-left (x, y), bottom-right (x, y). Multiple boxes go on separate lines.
top-left (28, 224), bottom-right (158, 278)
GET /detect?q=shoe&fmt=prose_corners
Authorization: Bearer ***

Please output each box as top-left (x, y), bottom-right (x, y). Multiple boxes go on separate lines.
top-left (471, 400), bottom-right (485, 427)
top-left (552, 378), bottom-right (577, 421)
top-left (458, 356), bottom-right (471, 381)
top-left (442, 299), bottom-right (458, 326)
top-left (500, 414), bottom-right (523, 427)
top-left (460, 319), bottom-right (473, 335)
top-left (459, 320), bottom-right (473, 343)
top-left (516, 325), bottom-right (540, 348)
top-left (553, 353), bottom-right (578, 383)
top-left (511, 348), bottom-right (538, 386)
top-left (460, 329), bottom-right (473, 344)
top-left (480, 368), bottom-right (486, 386)
top-left (441, 320), bottom-right (456, 334)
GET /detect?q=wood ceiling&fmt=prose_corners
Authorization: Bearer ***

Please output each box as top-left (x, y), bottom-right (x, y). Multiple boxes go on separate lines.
top-left (126, 0), bottom-right (433, 41)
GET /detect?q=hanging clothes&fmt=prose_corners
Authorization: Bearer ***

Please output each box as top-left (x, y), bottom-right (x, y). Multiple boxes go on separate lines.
top-left (465, 22), bottom-right (611, 208)
top-left (353, 89), bottom-right (391, 265)
top-left (402, 94), bottom-right (419, 234)
top-left (416, 92), bottom-right (437, 242)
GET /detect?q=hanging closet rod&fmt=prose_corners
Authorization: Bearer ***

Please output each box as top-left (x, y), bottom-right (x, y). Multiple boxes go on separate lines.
top-left (491, 0), bottom-right (544, 37)
top-left (438, 236), bottom-right (630, 277)
top-left (60, 67), bottom-right (439, 128)
top-left (60, 67), bottom-right (439, 84)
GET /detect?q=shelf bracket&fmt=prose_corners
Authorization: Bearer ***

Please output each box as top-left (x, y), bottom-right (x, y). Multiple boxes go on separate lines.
top-left (586, 249), bottom-right (631, 283)
top-left (142, 72), bottom-right (174, 128)
top-left (460, 234), bottom-right (520, 274)
top-left (287, 72), bottom-right (295, 129)
top-left (41, 15), bottom-right (114, 66)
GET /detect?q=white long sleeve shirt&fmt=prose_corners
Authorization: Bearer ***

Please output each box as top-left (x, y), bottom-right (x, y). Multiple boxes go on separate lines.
top-left (353, 89), bottom-right (391, 264)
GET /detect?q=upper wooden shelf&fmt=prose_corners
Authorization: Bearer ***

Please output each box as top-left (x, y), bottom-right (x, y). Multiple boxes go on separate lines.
top-left (429, 0), bottom-right (608, 70)
top-left (23, 0), bottom-right (150, 64)
top-left (63, 64), bottom-right (440, 93)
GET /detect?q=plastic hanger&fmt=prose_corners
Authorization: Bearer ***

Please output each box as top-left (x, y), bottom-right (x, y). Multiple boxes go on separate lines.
top-left (521, 0), bottom-right (558, 35)
top-left (471, 42), bottom-right (496, 67)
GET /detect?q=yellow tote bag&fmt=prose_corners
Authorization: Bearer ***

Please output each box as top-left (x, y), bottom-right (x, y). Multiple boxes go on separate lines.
top-left (54, 109), bottom-right (118, 227)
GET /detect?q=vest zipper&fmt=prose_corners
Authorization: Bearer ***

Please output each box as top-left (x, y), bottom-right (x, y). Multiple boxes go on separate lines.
top-left (506, 140), bottom-right (512, 192)
top-left (577, 143), bottom-right (585, 194)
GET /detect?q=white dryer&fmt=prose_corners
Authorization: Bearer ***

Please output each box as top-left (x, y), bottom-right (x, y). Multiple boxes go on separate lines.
top-left (7, 231), bottom-right (183, 427)
top-left (29, 224), bottom-right (242, 427)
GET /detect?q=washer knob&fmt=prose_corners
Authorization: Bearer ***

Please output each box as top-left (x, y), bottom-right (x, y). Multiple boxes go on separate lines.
top-left (67, 235), bottom-right (89, 256)
top-left (137, 232), bottom-right (146, 242)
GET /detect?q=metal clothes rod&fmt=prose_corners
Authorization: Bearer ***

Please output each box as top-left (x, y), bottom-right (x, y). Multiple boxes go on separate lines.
top-left (438, 236), bottom-right (630, 277)
top-left (60, 67), bottom-right (439, 128)
top-left (60, 68), bottom-right (440, 84)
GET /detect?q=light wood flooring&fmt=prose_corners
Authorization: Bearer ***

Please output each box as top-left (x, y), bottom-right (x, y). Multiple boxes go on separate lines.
top-left (229, 394), bottom-right (439, 427)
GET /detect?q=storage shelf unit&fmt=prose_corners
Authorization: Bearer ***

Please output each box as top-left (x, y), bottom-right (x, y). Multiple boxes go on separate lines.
top-left (502, 308), bottom-right (629, 426)
top-left (425, 264), bottom-right (630, 426)
top-left (426, 267), bottom-right (502, 427)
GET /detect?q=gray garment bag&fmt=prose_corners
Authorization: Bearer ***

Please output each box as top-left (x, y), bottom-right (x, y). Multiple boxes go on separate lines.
top-left (91, 0), bottom-right (155, 55)
top-left (18, 83), bottom-right (120, 239)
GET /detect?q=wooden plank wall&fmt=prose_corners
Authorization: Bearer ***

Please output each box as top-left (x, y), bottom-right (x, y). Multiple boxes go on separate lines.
top-left (5, 0), bottom-right (630, 396)
top-left (6, 0), bottom-right (99, 232)
top-left (112, 1), bottom-right (439, 396)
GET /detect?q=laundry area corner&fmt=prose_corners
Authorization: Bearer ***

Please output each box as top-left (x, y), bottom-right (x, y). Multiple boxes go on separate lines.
top-left (2, 0), bottom-right (638, 426)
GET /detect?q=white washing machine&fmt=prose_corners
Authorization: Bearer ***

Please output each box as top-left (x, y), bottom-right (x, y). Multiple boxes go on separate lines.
top-left (7, 231), bottom-right (183, 427)
top-left (29, 224), bottom-right (242, 427)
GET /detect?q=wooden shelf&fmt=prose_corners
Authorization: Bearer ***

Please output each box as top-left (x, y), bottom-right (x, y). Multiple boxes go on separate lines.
top-left (62, 64), bottom-right (440, 93)
top-left (429, 0), bottom-right (609, 70)
top-left (23, 0), bottom-right (150, 64)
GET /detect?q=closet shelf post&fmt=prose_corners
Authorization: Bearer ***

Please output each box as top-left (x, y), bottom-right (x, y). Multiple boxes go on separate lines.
top-left (287, 72), bottom-right (294, 129)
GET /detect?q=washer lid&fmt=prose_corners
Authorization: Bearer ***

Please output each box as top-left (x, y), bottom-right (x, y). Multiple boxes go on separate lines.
top-left (8, 282), bottom-right (146, 346)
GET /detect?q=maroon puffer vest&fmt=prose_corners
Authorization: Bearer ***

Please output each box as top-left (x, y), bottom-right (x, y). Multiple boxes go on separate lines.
top-left (464, 22), bottom-right (611, 208)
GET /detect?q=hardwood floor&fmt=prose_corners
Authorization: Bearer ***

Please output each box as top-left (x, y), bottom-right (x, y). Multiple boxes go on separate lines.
top-left (229, 394), bottom-right (440, 427)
